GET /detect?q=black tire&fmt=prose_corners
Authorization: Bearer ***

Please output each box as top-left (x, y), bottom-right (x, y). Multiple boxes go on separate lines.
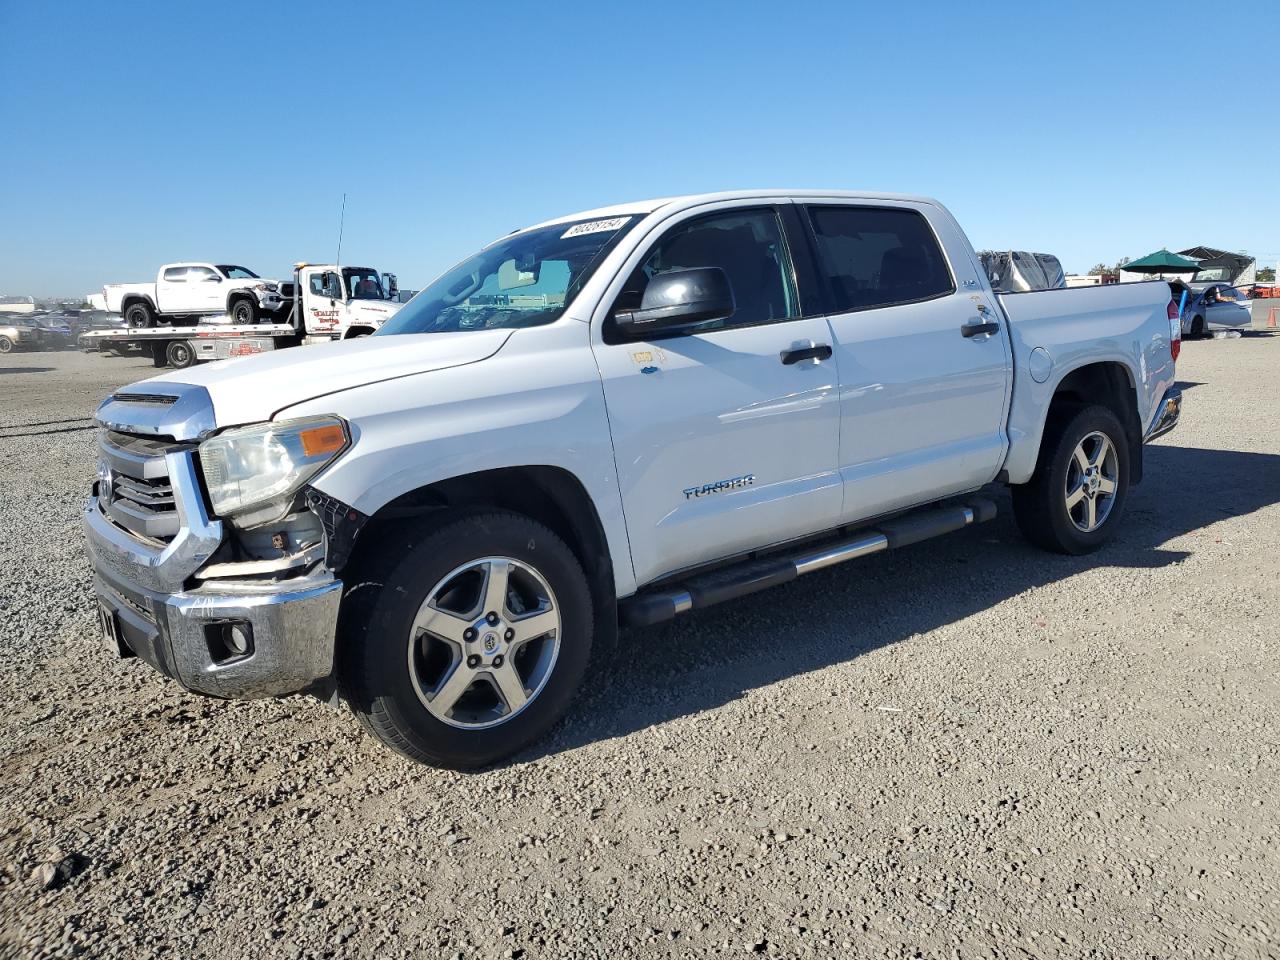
top-left (1191, 315), bottom-right (1206, 338)
top-left (165, 339), bottom-right (195, 369)
top-left (1012, 404), bottom-right (1130, 555)
top-left (230, 298), bottom-right (256, 325)
top-left (0, 335), bottom-right (11, 354)
top-left (339, 510), bottom-right (595, 769)
top-left (124, 301), bottom-right (154, 328)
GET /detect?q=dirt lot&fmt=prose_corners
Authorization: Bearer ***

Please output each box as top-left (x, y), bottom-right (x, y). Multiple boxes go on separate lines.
top-left (1, 340), bottom-right (1277, 960)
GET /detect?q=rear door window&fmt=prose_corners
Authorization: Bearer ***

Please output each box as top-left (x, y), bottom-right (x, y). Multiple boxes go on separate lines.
top-left (162, 267), bottom-right (188, 282)
top-left (805, 205), bottom-right (954, 312)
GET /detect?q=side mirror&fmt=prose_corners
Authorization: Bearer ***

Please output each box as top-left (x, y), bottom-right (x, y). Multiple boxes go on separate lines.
top-left (614, 267), bottom-right (735, 337)
top-left (383, 273), bottom-right (398, 300)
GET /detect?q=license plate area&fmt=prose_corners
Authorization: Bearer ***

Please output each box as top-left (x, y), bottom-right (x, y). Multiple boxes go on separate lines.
top-left (99, 601), bottom-right (132, 658)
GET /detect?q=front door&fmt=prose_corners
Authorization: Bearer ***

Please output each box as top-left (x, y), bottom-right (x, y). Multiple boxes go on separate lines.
top-left (185, 265), bottom-right (225, 313)
top-left (592, 204), bottom-right (843, 587)
top-left (302, 269), bottom-right (344, 337)
top-left (800, 201), bottom-right (1011, 523)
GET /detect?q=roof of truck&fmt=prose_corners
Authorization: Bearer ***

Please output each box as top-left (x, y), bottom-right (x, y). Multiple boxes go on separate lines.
top-left (522, 189), bottom-right (938, 233)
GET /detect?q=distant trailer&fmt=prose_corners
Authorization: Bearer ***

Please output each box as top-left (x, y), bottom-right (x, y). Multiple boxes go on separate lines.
top-left (80, 319), bottom-right (307, 369)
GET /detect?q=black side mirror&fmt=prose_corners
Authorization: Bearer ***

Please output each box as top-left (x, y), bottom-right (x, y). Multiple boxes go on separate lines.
top-left (614, 267), bottom-right (735, 337)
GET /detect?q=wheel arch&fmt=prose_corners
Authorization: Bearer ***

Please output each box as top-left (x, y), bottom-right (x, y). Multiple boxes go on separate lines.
top-left (1035, 360), bottom-right (1144, 485)
top-left (120, 294), bottom-right (157, 313)
top-left (343, 325), bottom-right (377, 339)
top-left (347, 465), bottom-right (619, 649)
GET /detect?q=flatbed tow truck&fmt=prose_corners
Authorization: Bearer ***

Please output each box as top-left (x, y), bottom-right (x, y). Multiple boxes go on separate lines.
top-left (81, 263), bottom-right (404, 368)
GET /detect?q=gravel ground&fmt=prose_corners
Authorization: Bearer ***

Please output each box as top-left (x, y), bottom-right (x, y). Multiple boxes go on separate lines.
top-left (1, 341), bottom-right (1278, 960)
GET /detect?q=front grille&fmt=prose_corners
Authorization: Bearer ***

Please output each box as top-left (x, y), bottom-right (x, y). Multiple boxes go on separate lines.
top-left (100, 431), bottom-right (193, 543)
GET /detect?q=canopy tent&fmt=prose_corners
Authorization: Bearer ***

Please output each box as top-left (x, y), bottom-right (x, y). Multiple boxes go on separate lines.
top-left (1121, 249), bottom-right (1201, 274)
top-left (1178, 246), bottom-right (1255, 286)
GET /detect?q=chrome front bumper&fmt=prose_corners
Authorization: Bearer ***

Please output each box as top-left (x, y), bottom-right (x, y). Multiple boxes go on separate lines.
top-left (1144, 387), bottom-right (1182, 443)
top-left (84, 489), bottom-right (343, 699)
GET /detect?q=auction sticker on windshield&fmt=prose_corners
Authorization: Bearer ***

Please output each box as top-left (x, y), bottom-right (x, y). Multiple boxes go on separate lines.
top-left (562, 217), bottom-right (630, 239)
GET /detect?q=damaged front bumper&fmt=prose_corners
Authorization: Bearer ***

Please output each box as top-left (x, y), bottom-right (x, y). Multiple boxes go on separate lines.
top-left (84, 482), bottom-right (343, 699)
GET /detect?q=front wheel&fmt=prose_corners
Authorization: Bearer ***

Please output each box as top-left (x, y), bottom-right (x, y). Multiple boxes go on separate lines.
top-left (1191, 315), bottom-right (1206, 338)
top-left (0, 335), bottom-right (12, 354)
top-left (230, 298), bottom-right (257, 325)
top-left (340, 511), bottom-right (594, 769)
top-left (1012, 404), bottom-right (1130, 555)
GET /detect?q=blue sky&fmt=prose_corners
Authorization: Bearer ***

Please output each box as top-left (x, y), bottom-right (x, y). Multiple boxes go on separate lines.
top-left (1, 0), bottom-right (1275, 297)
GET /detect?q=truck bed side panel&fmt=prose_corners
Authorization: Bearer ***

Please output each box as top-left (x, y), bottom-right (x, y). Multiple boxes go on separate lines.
top-left (999, 282), bottom-right (1176, 485)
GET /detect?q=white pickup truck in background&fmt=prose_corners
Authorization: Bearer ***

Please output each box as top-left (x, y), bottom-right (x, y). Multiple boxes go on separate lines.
top-left (103, 263), bottom-right (289, 327)
top-left (83, 190), bottom-right (1182, 770)
top-left (83, 262), bottom-right (404, 368)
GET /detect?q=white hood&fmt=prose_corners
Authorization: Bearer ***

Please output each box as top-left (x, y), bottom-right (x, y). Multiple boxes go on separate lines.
top-left (144, 330), bottom-right (511, 427)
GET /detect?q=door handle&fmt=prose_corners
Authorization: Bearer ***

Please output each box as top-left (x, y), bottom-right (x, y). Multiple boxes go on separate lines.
top-left (780, 344), bottom-right (833, 365)
top-left (961, 320), bottom-right (1000, 338)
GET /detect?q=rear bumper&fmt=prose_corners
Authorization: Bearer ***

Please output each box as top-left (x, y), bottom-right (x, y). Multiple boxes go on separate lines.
top-left (1144, 387), bottom-right (1181, 442)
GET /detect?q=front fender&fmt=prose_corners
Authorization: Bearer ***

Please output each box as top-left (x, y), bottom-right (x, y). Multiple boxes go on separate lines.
top-left (275, 323), bottom-right (638, 596)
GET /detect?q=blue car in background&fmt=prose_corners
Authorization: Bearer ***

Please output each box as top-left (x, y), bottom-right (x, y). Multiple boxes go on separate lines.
top-left (1175, 282), bottom-right (1252, 338)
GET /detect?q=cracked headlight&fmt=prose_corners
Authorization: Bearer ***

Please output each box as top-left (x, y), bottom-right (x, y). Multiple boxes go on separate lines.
top-left (199, 416), bottom-right (348, 526)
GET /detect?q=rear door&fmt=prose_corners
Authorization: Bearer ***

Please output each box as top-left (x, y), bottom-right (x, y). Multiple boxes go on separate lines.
top-left (800, 201), bottom-right (1012, 524)
top-left (155, 265), bottom-right (192, 313)
top-left (591, 202), bottom-right (843, 586)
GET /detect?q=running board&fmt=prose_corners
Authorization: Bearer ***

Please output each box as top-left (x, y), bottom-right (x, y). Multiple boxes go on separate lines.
top-left (619, 497), bottom-right (996, 628)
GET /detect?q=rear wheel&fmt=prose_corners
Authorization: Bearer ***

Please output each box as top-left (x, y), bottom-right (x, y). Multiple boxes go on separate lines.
top-left (165, 339), bottom-right (195, 369)
top-left (124, 302), bottom-right (154, 328)
top-left (230, 298), bottom-right (257, 325)
top-left (1012, 404), bottom-right (1130, 555)
top-left (340, 511), bottom-right (594, 769)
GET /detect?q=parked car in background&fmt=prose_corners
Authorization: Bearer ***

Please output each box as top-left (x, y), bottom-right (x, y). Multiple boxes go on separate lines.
top-left (103, 263), bottom-right (289, 327)
top-left (31, 316), bottom-right (74, 349)
top-left (1181, 283), bottom-right (1252, 337)
top-left (0, 318), bottom-right (39, 353)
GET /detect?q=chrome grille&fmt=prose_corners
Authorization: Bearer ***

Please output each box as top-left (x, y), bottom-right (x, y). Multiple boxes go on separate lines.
top-left (99, 431), bottom-right (193, 543)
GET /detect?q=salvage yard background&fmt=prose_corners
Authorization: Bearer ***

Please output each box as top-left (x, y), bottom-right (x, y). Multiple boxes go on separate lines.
top-left (1, 338), bottom-right (1278, 959)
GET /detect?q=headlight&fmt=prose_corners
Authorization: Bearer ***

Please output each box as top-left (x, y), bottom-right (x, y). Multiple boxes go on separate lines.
top-left (254, 283), bottom-right (279, 293)
top-left (198, 416), bottom-right (348, 526)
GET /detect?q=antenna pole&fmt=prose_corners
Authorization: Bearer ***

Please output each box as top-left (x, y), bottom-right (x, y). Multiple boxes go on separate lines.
top-left (335, 192), bottom-right (347, 267)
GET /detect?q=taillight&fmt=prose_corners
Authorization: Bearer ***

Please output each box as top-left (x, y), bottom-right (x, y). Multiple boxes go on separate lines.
top-left (1167, 299), bottom-right (1181, 362)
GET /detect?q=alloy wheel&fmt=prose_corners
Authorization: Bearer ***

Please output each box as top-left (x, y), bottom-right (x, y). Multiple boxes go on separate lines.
top-left (406, 557), bottom-right (561, 730)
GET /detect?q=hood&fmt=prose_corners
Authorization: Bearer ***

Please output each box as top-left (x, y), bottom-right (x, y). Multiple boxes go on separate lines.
top-left (133, 330), bottom-right (511, 428)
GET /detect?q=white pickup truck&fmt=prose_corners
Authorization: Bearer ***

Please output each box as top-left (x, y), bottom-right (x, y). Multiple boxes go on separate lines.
top-left (83, 190), bottom-right (1182, 769)
top-left (103, 263), bottom-right (289, 327)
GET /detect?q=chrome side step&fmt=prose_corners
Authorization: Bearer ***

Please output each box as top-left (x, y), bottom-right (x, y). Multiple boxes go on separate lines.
top-left (620, 498), bottom-right (996, 628)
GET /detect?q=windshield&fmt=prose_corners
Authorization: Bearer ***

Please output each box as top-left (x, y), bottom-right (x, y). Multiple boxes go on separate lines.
top-left (344, 267), bottom-right (386, 300)
top-left (217, 265), bottom-right (260, 279)
top-left (378, 215), bottom-right (637, 335)
top-left (1192, 267), bottom-right (1229, 282)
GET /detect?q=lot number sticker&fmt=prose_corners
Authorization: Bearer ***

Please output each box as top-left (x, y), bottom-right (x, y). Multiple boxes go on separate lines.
top-left (561, 217), bottom-right (630, 239)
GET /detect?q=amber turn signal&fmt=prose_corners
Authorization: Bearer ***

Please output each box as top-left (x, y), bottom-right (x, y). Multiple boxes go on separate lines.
top-left (299, 424), bottom-right (346, 457)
